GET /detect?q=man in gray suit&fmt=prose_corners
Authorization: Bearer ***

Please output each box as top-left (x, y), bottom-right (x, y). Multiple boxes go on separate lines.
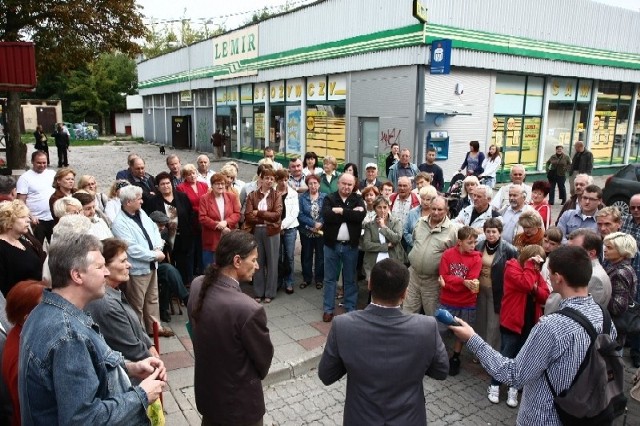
top-left (318, 258), bottom-right (449, 425)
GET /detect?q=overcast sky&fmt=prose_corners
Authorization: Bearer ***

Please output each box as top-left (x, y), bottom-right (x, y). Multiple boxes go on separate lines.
top-left (136, 0), bottom-right (640, 32)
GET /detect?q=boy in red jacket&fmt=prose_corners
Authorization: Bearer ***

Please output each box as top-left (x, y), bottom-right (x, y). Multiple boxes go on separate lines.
top-left (438, 226), bottom-right (482, 376)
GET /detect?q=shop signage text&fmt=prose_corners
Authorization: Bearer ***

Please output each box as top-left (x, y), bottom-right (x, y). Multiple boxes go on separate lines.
top-left (213, 25), bottom-right (259, 80)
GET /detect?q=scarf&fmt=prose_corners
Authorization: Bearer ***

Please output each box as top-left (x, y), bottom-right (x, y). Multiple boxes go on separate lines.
top-left (514, 228), bottom-right (544, 249)
top-left (485, 239), bottom-right (500, 255)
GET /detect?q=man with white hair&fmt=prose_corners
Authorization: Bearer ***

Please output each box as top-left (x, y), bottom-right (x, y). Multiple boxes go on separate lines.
top-left (454, 185), bottom-right (501, 233)
top-left (556, 173), bottom-right (595, 224)
top-left (490, 164), bottom-right (532, 211)
top-left (499, 185), bottom-right (538, 244)
top-left (196, 155), bottom-right (215, 187)
top-left (111, 185), bottom-right (174, 337)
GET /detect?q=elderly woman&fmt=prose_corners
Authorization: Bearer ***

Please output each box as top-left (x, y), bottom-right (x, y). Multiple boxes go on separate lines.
top-left (245, 168), bottom-right (283, 303)
top-left (513, 210), bottom-right (544, 251)
top-left (529, 180), bottom-right (551, 229)
top-left (604, 232), bottom-right (638, 348)
top-left (177, 163), bottom-right (208, 275)
top-left (319, 155), bottom-right (340, 194)
top-left (85, 238), bottom-right (159, 361)
top-left (77, 175), bottom-right (109, 213)
top-left (303, 151), bottom-right (323, 177)
top-left (2, 280), bottom-right (47, 426)
top-left (72, 192), bottom-right (113, 240)
top-left (199, 173), bottom-right (241, 267)
top-left (475, 218), bottom-right (518, 352)
top-left (298, 174), bottom-right (326, 290)
top-left (219, 164), bottom-right (240, 197)
top-left (404, 186), bottom-right (437, 253)
top-left (360, 196), bottom-right (405, 279)
top-left (48, 167), bottom-right (76, 223)
top-left (147, 171), bottom-right (195, 287)
top-left (454, 175), bottom-right (479, 215)
top-left (0, 201), bottom-right (45, 296)
top-left (104, 180), bottom-right (130, 222)
top-left (51, 196), bottom-right (82, 218)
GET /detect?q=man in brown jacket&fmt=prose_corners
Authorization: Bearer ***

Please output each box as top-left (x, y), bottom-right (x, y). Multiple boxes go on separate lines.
top-left (187, 231), bottom-right (274, 426)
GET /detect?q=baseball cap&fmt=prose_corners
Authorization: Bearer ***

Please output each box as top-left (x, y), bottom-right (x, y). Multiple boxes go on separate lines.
top-left (149, 211), bottom-right (170, 224)
top-left (365, 163), bottom-right (377, 170)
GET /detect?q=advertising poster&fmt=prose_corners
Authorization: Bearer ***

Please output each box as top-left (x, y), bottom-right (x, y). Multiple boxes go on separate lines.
top-left (254, 113), bottom-right (265, 139)
top-left (286, 106), bottom-right (302, 156)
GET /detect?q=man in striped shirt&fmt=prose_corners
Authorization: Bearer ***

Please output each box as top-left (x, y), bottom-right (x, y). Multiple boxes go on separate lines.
top-left (450, 245), bottom-right (615, 425)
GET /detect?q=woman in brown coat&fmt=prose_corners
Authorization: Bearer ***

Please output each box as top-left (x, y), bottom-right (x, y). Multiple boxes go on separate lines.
top-left (244, 168), bottom-right (283, 303)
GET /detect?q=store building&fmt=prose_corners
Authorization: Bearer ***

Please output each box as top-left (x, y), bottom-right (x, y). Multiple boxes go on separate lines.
top-left (136, 0), bottom-right (640, 181)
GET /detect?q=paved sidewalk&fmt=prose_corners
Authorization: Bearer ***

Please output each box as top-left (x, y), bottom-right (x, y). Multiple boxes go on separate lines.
top-left (29, 142), bottom-right (638, 425)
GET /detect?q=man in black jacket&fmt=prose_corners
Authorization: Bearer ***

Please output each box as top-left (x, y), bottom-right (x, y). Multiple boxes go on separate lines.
top-left (569, 141), bottom-right (593, 196)
top-left (321, 173), bottom-right (366, 322)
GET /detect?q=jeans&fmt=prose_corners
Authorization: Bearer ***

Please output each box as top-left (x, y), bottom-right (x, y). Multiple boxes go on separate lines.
top-left (300, 233), bottom-right (324, 284)
top-left (202, 250), bottom-right (215, 270)
top-left (548, 174), bottom-right (567, 205)
top-left (491, 328), bottom-right (527, 386)
top-left (279, 228), bottom-right (297, 289)
top-left (323, 243), bottom-right (358, 313)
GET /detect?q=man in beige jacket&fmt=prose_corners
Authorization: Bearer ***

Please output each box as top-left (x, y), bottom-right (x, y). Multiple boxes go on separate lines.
top-left (403, 196), bottom-right (458, 315)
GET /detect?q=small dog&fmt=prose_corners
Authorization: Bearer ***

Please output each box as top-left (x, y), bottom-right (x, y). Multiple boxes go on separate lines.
top-left (159, 145), bottom-right (165, 155)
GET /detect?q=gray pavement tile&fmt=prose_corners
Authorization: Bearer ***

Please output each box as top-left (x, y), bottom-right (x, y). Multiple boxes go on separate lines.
top-left (158, 335), bottom-right (187, 354)
top-left (282, 298), bottom-right (318, 313)
top-left (269, 329), bottom-right (295, 346)
top-left (274, 341), bottom-right (308, 360)
top-left (160, 388), bottom-right (180, 414)
top-left (164, 411), bottom-right (190, 426)
top-left (282, 324), bottom-right (322, 341)
top-left (263, 303), bottom-right (294, 318)
top-left (269, 313), bottom-right (306, 330)
top-left (166, 366), bottom-right (195, 391)
top-left (295, 309), bottom-right (325, 323)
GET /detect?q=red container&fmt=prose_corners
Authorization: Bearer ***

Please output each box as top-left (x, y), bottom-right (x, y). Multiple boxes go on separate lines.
top-left (0, 42), bottom-right (36, 91)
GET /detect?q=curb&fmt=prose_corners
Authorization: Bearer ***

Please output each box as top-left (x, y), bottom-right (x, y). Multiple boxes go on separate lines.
top-left (262, 347), bottom-right (324, 388)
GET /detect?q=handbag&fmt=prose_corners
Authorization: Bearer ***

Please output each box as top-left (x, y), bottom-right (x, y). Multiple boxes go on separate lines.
top-left (613, 302), bottom-right (640, 336)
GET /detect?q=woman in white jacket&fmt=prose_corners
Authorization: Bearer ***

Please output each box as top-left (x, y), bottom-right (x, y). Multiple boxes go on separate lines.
top-left (480, 144), bottom-right (502, 188)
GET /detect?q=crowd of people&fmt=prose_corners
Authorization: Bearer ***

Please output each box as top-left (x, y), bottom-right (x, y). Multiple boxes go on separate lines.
top-left (0, 138), bottom-right (637, 425)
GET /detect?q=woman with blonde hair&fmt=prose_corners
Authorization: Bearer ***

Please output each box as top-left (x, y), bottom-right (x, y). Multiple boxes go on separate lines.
top-left (603, 231), bottom-right (638, 348)
top-left (219, 164), bottom-right (240, 197)
top-left (104, 180), bottom-right (130, 222)
top-left (48, 167), bottom-right (76, 223)
top-left (319, 156), bottom-right (340, 194)
top-left (455, 175), bottom-right (479, 215)
top-left (513, 210), bottom-right (544, 250)
top-left (77, 175), bottom-right (109, 213)
top-left (0, 201), bottom-right (45, 296)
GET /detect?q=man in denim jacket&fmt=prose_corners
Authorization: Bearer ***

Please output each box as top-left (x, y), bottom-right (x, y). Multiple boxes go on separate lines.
top-left (19, 234), bottom-right (167, 425)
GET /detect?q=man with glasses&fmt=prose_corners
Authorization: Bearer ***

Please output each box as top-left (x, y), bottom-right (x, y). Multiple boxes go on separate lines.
top-left (621, 194), bottom-right (640, 368)
top-left (490, 164), bottom-right (532, 210)
top-left (557, 184), bottom-right (602, 243)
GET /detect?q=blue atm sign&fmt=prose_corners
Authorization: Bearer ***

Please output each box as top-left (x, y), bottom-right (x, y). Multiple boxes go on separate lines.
top-left (430, 39), bottom-right (452, 75)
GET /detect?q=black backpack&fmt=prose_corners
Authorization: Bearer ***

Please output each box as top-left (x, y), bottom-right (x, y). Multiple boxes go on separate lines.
top-left (544, 306), bottom-right (627, 425)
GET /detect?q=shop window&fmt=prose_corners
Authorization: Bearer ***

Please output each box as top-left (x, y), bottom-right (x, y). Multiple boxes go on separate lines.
top-left (592, 81), bottom-right (632, 165)
top-left (250, 105), bottom-right (266, 155)
top-left (306, 103), bottom-right (346, 162)
top-left (143, 96), bottom-right (153, 108)
top-left (629, 102), bottom-right (640, 163)
top-left (165, 93), bottom-right (177, 108)
top-left (153, 94), bottom-right (165, 107)
top-left (196, 90), bottom-right (212, 107)
top-left (240, 105), bottom-right (254, 154)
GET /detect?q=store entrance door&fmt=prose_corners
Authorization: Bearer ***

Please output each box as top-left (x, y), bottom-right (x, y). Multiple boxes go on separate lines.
top-left (359, 118), bottom-right (379, 173)
top-left (216, 106), bottom-right (237, 156)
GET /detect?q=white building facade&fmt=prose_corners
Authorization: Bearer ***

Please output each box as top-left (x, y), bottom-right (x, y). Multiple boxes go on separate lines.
top-left (135, 0), bottom-right (640, 180)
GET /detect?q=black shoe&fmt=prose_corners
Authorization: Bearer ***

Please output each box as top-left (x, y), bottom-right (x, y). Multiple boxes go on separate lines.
top-left (632, 356), bottom-right (640, 368)
top-left (449, 356), bottom-right (461, 376)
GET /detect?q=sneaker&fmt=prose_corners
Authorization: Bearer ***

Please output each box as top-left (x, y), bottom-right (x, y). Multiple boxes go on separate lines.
top-left (487, 385), bottom-right (500, 404)
top-left (506, 387), bottom-right (519, 408)
top-left (449, 356), bottom-right (460, 376)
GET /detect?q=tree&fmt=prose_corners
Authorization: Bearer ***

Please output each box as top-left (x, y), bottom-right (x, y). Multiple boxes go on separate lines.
top-left (0, 0), bottom-right (145, 169)
top-left (66, 53), bottom-right (137, 135)
top-left (142, 15), bottom-right (226, 60)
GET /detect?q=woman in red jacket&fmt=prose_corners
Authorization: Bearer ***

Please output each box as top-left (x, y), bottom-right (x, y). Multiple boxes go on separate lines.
top-left (487, 245), bottom-right (549, 408)
top-left (199, 174), bottom-right (241, 269)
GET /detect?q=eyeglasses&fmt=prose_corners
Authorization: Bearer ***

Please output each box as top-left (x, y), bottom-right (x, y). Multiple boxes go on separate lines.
top-left (630, 206), bottom-right (640, 211)
top-left (581, 196), bottom-right (600, 202)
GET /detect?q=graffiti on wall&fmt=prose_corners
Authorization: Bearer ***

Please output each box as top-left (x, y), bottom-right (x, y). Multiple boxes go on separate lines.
top-left (380, 128), bottom-right (401, 147)
top-left (197, 117), bottom-right (212, 151)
